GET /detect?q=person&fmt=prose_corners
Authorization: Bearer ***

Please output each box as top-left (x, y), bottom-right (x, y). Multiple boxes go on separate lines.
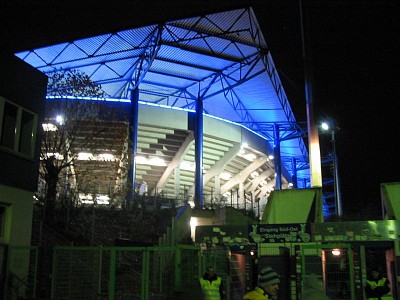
top-left (137, 181), bottom-right (148, 209)
top-left (243, 266), bottom-right (280, 300)
top-left (365, 267), bottom-right (390, 300)
top-left (335, 257), bottom-right (350, 298)
top-left (138, 181), bottom-right (147, 196)
top-left (199, 265), bottom-right (225, 300)
top-left (302, 273), bottom-right (331, 300)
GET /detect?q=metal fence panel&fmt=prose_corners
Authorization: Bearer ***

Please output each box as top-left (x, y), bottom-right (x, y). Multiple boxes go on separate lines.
top-left (114, 249), bottom-right (143, 299)
top-left (52, 248), bottom-right (105, 300)
top-left (301, 244), bottom-right (355, 300)
top-left (52, 245), bottom-right (200, 300)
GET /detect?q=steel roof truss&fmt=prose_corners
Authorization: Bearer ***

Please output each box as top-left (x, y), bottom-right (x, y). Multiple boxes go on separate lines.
top-left (147, 68), bottom-right (200, 82)
top-left (262, 53), bottom-right (300, 130)
top-left (161, 40), bottom-right (241, 63)
top-left (155, 56), bottom-right (219, 73)
top-left (201, 53), bottom-right (264, 100)
top-left (167, 8), bottom-right (263, 49)
top-left (128, 26), bottom-right (162, 91)
top-left (218, 75), bottom-right (264, 133)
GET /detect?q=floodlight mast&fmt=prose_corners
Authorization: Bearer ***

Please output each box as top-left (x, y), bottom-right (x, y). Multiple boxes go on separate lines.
top-left (330, 125), bottom-right (343, 218)
top-left (300, 0), bottom-right (323, 188)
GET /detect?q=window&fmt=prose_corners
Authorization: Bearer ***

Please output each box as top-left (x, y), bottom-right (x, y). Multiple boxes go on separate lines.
top-left (0, 96), bottom-right (38, 158)
top-left (19, 110), bottom-right (35, 155)
top-left (1, 101), bottom-right (18, 149)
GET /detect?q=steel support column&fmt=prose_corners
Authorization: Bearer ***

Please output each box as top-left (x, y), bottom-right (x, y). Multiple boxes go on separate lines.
top-left (273, 124), bottom-right (282, 190)
top-left (302, 178), bottom-right (308, 189)
top-left (194, 94), bottom-right (204, 208)
top-left (127, 88), bottom-right (139, 210)
top-left (291, 157), bottom-right (298, 188)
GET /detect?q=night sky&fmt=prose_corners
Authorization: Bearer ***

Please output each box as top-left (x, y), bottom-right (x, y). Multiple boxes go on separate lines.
top-left (2, 1), bottom-right (399, 218)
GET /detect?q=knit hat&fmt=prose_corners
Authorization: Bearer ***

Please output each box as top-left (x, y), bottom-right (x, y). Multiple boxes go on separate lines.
top-left (258, 267), bottom-right (280, 286)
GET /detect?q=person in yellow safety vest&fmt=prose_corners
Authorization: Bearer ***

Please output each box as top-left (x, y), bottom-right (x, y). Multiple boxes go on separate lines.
top-left (199, 265), bottom-right (225, 300)
top-left (243, 266), bottom-right (280, 300)
top-left (365, 267), bottom-right (390, 300)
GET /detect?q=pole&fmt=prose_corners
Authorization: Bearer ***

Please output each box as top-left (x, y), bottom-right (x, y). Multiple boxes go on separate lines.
top-left (332, 130), bottom-right (343, 217)
top-left (291, 157), bottom-right (298, 188)
top-left (299, 0), bottom-right (323, 188)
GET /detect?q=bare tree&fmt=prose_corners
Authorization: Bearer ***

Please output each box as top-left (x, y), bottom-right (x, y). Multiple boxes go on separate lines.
top-left (40, 69), bottom-right (128, 221)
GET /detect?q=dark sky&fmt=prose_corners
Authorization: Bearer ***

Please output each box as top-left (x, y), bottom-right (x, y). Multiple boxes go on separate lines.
top-left (2, 1), bottom-right (400, 217)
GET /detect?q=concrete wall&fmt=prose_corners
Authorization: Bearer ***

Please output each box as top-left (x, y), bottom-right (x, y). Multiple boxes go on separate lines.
top-left (0, 184), bottom-right (34, 246)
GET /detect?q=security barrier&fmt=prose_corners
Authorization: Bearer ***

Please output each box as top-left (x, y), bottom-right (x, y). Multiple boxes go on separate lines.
top-left (257, 243), bottom-right (356, 299)
top-left (51, 245), bottom-right (200, 300)
top-left (3, 242), bottom-right (394, 299)
top-left (300, 244), bottom-right (355, 299)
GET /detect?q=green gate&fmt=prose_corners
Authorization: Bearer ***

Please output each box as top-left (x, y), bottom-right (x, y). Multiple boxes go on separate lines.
top-left (51, 244), bottom-right (200, 300)
top-left (300, 244), bottom-right (355, 299)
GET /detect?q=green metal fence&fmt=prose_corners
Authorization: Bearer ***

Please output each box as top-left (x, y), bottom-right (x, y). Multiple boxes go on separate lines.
top-left (51, 244), bottom-right (201, 300)
top-left (300, 244), bottom-right (355, 300)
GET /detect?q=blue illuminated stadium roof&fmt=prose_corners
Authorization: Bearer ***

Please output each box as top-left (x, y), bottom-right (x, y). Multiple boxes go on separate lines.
top-left (15, 7), bottom-right (310, 181)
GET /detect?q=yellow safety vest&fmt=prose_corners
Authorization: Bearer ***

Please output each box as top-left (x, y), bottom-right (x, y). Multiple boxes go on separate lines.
top-left (199, 276), bottom-right (222, 300)
top-left (366, 278), bottom-right (391, 300)
top-left (243, 286), bottom-right (270, 300)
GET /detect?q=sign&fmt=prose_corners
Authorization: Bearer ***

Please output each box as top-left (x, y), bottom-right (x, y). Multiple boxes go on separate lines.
top-left (249, 223), bottom-right (311, 243)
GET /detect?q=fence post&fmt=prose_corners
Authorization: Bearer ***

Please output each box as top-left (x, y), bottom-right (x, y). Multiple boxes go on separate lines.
top-left (141, 249), bottom-right (150, 300)
top-left (51, 248), bottom-right (57, 300)
top-left (33, 246), bottom-right (39, 298)
top-left (109, 248), bottom-right (116, 300)
top-left (175, 246), bottom-right (181, 290)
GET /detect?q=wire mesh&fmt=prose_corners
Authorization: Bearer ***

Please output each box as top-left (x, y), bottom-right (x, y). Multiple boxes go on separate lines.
top-left (52, 248), bottom-right (104, 299)
top-left (301, 245), bottom-right (354, 300)
top-left (52, 246), bottom-right (200, 300)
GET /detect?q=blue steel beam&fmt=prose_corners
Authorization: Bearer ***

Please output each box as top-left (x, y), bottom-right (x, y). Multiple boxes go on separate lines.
top-left (273, 124), bottom-right (282, 190)
top-left (195, 93), bottom-right (204, 208)
top-left (127, 88), bottom-right (139, 210)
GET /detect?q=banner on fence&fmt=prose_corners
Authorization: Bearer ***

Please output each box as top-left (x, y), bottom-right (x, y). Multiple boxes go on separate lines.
top-left (249, 223), bottom-right (311, 243)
